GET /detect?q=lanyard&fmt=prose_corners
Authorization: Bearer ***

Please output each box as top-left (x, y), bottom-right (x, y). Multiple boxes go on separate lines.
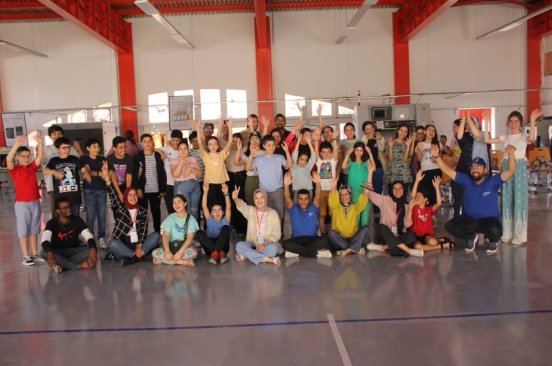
top-left (256, 209), bottom-right (266, 235)
top-left (129, 209), bottom-right (138, 228)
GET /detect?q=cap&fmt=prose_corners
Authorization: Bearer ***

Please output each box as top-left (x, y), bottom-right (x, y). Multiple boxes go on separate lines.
top-left (471, 157), bottom-right (486, 168)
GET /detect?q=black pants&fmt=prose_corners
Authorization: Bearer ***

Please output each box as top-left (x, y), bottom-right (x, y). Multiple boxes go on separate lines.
top-left (445, 215), bottom-right (502, 243)
top-left (418, 168), bottom-right (441, 205)
top-left (139, 192), bottom-right (161, 233)
top-left (228, 171), bottom-right (247, 234)
top-left (375, 224), bottom-right (416, 250)
top-left (207, 183), bottom-right (229, 211)
top-left (164, 185), bottom-right (175, 214)
top-left (195, 226), bottom-right (231, 255)
top-left (283, 235), bottom-right (330, 258)
top-left (449, 180), bottom-right (463, 218)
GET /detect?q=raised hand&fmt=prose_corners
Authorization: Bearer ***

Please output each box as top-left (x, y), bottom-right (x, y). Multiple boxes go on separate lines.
top-left (284, 171), bottom-right (292, 186)
top-left (236, 139), bottom-right (243, 151)
top-left (311, 171), bottom-right (320, 184)
top-left (332, 129), bottom-right (340, 141)
top-left (188, 118), bottom-right (199, 130)
top-left (260, 115), bottom-right (269, 130)
top-left (432, 175), bottom-right (441, 188)
top-left (226, 118), bottom-right (233, 130)
top-left (232, 185), bottom-right (241, 200)
top-left (316, 103), bottom-right (323, 117)
top-left (100, 161), bottom-right (110, 182)
top-left (415, 169), bottom-right (425, 182)
top-left (430, 144), bottom-right (440, 157)
top-left (367, 158), bottom-right (376, 172)
top-left (281, 141), bottom-right (289, 153)
top-left (505, 144), bottom-right (516, 155)
top-left (14, 135), bottom-right (26, 145)
top-left (221, 182), bottom-right (229, 195)
top-left (33, 134), bottom-right (43, 145)
top-left (530, 108), bottom-right (543, 123)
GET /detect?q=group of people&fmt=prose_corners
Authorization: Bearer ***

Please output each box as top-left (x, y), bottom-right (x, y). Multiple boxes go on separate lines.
top-left (6, 106), bottom-right (542, 271)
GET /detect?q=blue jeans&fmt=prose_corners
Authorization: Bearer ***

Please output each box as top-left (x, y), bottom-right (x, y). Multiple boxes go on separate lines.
top-left (236, 241), bottom-right (279, 265)
top-left (108, 232), bottom-right (160, 259)
top-left (84, 189), bottom-right (106, 238)
top-left (174, 179), bottom-right (200, 221)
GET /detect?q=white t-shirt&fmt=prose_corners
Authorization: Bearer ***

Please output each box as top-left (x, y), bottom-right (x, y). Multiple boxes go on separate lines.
top-left (316, 158), bottom-right (337, 191)
top-left (499, 133), bottom-right (528, 160)
top-left (420, 142), bottom-right (440, 171)
top-left (159, 145), bottom-right (179, 186)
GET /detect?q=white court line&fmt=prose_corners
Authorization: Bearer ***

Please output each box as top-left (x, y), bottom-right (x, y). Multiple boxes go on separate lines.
top-left (327, 314), bottom-right (353, 366)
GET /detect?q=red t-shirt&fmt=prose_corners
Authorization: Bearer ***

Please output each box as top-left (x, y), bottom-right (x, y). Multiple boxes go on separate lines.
top-left (411, 205), bottom-right (434, 236)
top-left (8, 161), bottom-right (41, 202)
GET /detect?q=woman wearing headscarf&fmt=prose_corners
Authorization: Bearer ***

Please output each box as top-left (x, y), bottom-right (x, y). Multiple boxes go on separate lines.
top-left (363, 157), bottom-right (423, 257)
top-left (232, 186), bottom-right (281, 265)
top-left (100, 162), bottom-right (160, 266)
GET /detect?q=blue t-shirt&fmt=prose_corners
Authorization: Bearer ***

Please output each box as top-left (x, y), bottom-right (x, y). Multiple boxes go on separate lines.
top-left (161, 213), bottom-right (199, 241)
top-left (454, 172), bottom-right (504, 219)
top-left (252, 154), bottom-right (287, 192)
top-left (206, 216), bottom-right (228, 238)
top-left (81, 155), bottom-right (106, 190)
top-left (288, 203), bottom-right (319, 237)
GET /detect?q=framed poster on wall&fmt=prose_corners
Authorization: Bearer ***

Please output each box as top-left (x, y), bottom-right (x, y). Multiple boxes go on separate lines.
top-left (169, 95), bottom-right (194, 130)
top-left (2, 113), bottom-right (27, 146)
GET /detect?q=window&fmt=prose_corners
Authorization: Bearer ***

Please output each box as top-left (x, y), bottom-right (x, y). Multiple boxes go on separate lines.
top-left (174, 89), bottom-right (193, 97)
top-left (68, 110), bottom-right (87, 123)
top-left (285, 93), bottom-right (306, 117)
top-left (311, 100), bottom-right (333, 117)
top-left (200, 89), bottom-right (221, 121)
top-left (338, 105), bottom-right (354, 116)
top-left (226, 89), bottom-right (247, 119)
top-left (148, 92), bottom-right (169, 123)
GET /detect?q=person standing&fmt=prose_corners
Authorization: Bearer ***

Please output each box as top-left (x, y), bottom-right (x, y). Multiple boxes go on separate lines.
top-left (158, 129), bottom-right (183, 214)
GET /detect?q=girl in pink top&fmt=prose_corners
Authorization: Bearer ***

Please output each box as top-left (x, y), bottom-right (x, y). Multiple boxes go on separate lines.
top-left (171, 141), bottom-right (201, 220)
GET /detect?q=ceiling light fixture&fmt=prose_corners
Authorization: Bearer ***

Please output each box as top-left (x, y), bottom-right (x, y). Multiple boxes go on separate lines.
top-left (134, 0), bottom-right (195, 48)
top-left (0, 39), bottom-right (48, 58)
top-left (477, 4), bottom-right (552, 40)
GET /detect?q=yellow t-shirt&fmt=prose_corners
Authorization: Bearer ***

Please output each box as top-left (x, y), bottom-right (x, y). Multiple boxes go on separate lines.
top-left (328, 190), bottom-right (368, 238)
top-left (201, 151), bottom-right (229, 184)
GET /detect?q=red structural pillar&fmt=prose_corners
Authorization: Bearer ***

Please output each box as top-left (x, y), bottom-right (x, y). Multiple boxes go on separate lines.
top-left (527, 17), bottom-right (541, 117)
top-left (254, 0), bottom-right (274, 124)
top-left (117, 22), bottom-right (138, 138)
top-left (393, 12), bottom-right (410, 104)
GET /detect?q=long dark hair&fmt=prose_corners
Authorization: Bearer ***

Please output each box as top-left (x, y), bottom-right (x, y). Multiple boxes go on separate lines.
top-left (425, 125), bottom-right (439, 146)
top-left (349, 141), bottom-right (369, 162)
top-left (244, 132), bottom-right (262, 157)
top-left (394, 124), bottom-right (410, 139)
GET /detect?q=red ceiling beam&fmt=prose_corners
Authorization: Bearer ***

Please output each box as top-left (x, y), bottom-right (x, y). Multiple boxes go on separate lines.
top-left (254, 0), bottom-right (274, 122)
top-left (528, 6), bottom-right (552, 38)
top-left (37, 0), bottom-right (131, 53)
top-left (394, 0), bottom-right (459, 41)
top-left (1, 1), bottom-right (46, 8)
top-left (0, 12), bottom-right (62, 21)
top-left (392, 11), bottom-right (410, 105)
top-left (114, 4), bottom-right (253, 16)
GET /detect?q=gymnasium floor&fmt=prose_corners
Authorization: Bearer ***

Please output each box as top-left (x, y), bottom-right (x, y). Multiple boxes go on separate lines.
top-left (0, 191), bottom-right (551, 365)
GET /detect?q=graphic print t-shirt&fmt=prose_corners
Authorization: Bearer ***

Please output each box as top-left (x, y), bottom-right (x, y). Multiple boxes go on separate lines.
top-left (43, 216), bottom-right (88, 250)
top-left (46, 156), bottom-right (84, 204)
top-left (107, 154), bottom-right (133, 189)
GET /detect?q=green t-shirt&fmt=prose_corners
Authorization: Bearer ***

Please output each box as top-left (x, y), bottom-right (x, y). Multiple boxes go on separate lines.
top-left (160, 213), bottom-right (199, 242)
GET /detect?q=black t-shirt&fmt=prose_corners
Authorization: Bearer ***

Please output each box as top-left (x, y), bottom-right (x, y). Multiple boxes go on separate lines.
top-left (42, 216), bottom-right (89, 251)
top-left (106, 154), bottom-right (133, 189)
top-left (457, 134), bottom-right (475, 174)
top-left (81, 155), bottom-right (106, 191)
top-left (366, 138), bottom-right (383, 169)
top-left (46, 156), bottom-right (84, 204)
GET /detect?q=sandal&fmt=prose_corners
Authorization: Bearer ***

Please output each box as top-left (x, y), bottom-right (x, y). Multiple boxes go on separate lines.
top-left (78, 260), bottom-right (91, 270)
top-left (235, 254), bottom-right (246, 262)
top-left (52, 264), bottom-right (63, 273)
top-left (437, 237), bottom-right (455, 250)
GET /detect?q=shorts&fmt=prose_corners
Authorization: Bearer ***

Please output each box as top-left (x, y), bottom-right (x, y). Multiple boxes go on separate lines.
top-left (319, 190), bottom-right (331, 217)
top-left (15, 200), bottom-right (41, 238)
top-left (415, 234), bottom-right (433, 244)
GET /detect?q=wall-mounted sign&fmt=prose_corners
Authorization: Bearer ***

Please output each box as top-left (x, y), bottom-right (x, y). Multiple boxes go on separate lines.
top-left (2, 113), bottom-right (27, 146)
top-left (169, 95), bottom-right (194, 130)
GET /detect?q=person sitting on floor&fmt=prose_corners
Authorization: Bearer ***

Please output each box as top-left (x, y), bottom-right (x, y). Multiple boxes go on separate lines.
top-left (282, 171), bottom-right (332, 259)
top-left (194, 181), bottom-right (232, 265)
top-left (153, 194), bottom-right (199, 267)
top-left (364, 156), bottom-right (423, 257)
top-left (40, 196), bottom-right (97, 273)
top-left (99, 162), bottom-right (159, 266)
top-left (327, 177), bottom-right (370, 257)
top-left (432, 144), bottom-right (516, 253)
top-left (233, 186), bottom-right (282, 265)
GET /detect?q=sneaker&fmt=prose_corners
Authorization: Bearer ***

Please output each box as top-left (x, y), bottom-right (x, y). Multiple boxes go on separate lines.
top-left (99, 237), bottom-right (108, 249)
top-left (285, 251), bottom-right (299, 259)
top-left (409, 249), bottom-right (424, 257)
top-left (104, 248), bottom-right (115, 261)
top-left (486, 242), bottom-right (498, 254)
top-left (367, 243), bottom-right (385, 252)
top-left (32, 255), bottom-right (45, 263)
top-left (209, 250), bottom-right (219, 264)
top-left (465, 238), bottom-right (477, 252)
top-left (22, 256), bottom-right (35, 266)
top-left (219, 251), bottom-right (229, 264)
top-left (316, 249), bottom-right (333, 259)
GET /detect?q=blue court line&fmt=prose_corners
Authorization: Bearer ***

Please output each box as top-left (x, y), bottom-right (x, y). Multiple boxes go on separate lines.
top-left (2, 309), bottom-right (552, 336)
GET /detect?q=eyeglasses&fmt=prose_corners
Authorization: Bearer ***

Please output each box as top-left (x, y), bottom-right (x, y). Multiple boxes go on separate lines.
top-left (211, 208), bottom-right (223, 213)
top-left (59, 146), bottom-right (71, 150)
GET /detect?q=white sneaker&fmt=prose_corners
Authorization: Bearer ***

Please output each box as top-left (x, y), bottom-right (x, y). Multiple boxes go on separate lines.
top-left (367, 243), bottom-right (385, 252)
top-left (510, 239), bottom-right (524, 245)
top-left (32, 255), bottom-right (45, 263)
top-left (99, 238), bottom-right (108, 249)
top-left (22, 256), bottom-right (35, 266)
top-left (409, 249), bottom-right (424, 257)
top-left (285, 251), bottom-right (299, 259)
top-left (316, 250), bottom-right (332, 258)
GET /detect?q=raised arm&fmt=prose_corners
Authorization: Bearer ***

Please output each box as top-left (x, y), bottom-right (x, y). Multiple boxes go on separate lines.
top-left (500, 145), bottom-right (517, 181)
top-left (386, 138), bottom-right (394, 161)
top-left (221, 119), bottom-right (233, 155)
top-left (431, 144), bottom-right (456, 181)
top-left (260, 115), bottom-right (270, 137)
top-left (221, 183), bottom-right (231, 221)
top-left (283, 171), bottom-right (294, 209)
top-left (466, 114), bottom-right (481, 139)
top-left (457, 112), bottom-right (466, 140)
top-left (431, 175), bottom-right (442, 211)
top-left (403, 136), bottom-right (413, 162)
top-left (483, 120), bottom-right (502, 144)
top-left (529, 108), bottom-right (542, 143)
top-left (282, 141), bottom-right (292, 169)
top-left (411, 169), bottom-right (424, 199)
top-left (341, 146), bottom-right (353, 170)
top-left (6, 135), bottom-right (26, 170)
top-left (33, 134), bottom-right (43, 166)
top-left (216, 116), bottom-right (225, 141)
top-left (311, 171), bottom-right (321, 209)
top-left (201, 180), bottom-right (211, 220)
top-left (190, 119), bottom-right (207, 154)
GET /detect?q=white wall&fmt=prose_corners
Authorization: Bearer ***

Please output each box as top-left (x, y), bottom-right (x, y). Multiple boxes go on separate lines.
top-left (0, 4), bottom-right (542, 141)
top-left (0, 21), bottom-right (118, 131)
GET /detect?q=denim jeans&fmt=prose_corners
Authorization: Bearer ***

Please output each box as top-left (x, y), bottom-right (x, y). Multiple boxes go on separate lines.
top-left (108, 232), bottom-right (160, 259)
top-left (84, 189), bottom-right (106, 238)
top-left (174, 179), bottom-right (200, 221)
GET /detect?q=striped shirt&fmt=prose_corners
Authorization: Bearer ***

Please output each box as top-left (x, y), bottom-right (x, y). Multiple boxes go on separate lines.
top-left (144, 153), bottom-right (159, 193)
